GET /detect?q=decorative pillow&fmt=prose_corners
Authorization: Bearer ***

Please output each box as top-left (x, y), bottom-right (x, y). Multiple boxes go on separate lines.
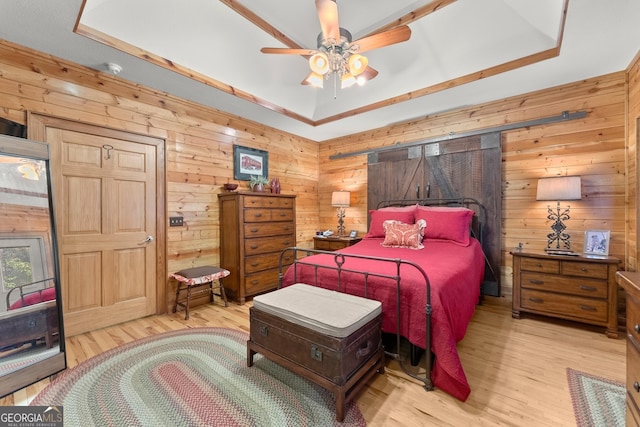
top-left (381, 219), bottom-right (426, 249)
top-left (365, 209), bottom-right (416, 238)
top-left (415, 206), bottom-right (474, 246)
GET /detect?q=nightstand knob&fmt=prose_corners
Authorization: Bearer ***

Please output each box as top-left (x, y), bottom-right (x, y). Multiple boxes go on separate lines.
top-left (635, 381), bottom-right (640, 393)
top-left (580, 267), bottom-right (588, 272)
top-left (536, 263), bottom-right (542, 268)
top-left (635, 324), bottom-right (640, 334)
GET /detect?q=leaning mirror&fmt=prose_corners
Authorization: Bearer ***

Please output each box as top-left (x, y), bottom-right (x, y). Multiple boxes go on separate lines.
top-left (0, 134), bottom-right (66, 398)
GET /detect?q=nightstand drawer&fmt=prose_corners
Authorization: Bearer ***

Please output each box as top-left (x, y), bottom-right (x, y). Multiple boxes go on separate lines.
top-left (520, 258), bottom-right (560, 274)
top-left (561, 261), bottom-right (608, 279)
top-left (520, 272), bottom-right (608, 298)
top-left (520, 289), bottom-right (608, 322)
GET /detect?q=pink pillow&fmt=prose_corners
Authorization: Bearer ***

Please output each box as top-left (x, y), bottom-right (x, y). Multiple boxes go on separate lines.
top-left (381, 219), bottom-right (426, 249)
top-left (415, 206), bottom-right (474, 246)
top-left (378, 204), bottom-right (418, 213)
top-left (365, 209), bottom-right (415, 238)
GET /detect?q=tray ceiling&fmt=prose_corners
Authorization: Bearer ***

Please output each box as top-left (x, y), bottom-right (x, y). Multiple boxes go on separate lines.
top-left (0, 0), bottom-right (639, 141)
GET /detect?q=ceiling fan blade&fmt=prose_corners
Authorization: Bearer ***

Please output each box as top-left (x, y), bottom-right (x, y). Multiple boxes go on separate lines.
top-left (350, 25), bottom-right (412, 53)
top-left (316, 0), bottom-right (340, 42)
top-left (261, 47), bottom-right (318, 56)
top-left (361, 66), bottom-right (378, 81)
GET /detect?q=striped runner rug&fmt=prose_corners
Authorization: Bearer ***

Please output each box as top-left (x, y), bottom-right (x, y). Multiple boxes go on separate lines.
top-left (31, 327), bottom-right (366, 426)
top-left (566, 367), bottom-right (625, 427)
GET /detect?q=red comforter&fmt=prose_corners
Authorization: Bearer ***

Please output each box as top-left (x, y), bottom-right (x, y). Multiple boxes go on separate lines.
top-left (281, 237), bottom-right (485, 401)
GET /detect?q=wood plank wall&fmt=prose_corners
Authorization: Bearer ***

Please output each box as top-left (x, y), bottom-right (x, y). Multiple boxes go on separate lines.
top-left (319, 72), bottom-right (630, 296)
top-left (0, 40), bottom-right (319, 312)
top-left (0, 39), bottom-right (638, 301)
top-left (627, 52), bottom-right (640, 272)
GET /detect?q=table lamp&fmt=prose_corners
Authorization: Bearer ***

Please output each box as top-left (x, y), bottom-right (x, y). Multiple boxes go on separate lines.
top-left (331, 191), bottom-right (350, 237)
top-left (536, 176), bottom-right (582, 251)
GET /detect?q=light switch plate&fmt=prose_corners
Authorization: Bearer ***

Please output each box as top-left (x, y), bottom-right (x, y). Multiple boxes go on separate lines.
top-left (169, 216), bottom-right (184, 227)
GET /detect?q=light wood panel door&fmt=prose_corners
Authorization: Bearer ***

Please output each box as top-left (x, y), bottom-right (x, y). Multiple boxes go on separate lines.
top-left (28, 115), bottom-right (165, 336)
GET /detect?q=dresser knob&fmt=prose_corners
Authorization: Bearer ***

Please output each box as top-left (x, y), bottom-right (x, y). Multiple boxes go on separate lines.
top-left (579, 285), bottom-right (597, 292)
top-left (536, 263), bottom-right (542, 268)
top-left (581, 267), bottom-right (587, 272)
top-left (635, 324), bottom-right (640, 334)
top-left (635, 381), bottom-right (640, 393)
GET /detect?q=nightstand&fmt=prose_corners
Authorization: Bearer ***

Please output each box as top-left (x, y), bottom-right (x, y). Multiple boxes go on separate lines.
top-left (511, 250), bottom-right (620, 338)
top-left (313, 236), bottom-right (362, 251)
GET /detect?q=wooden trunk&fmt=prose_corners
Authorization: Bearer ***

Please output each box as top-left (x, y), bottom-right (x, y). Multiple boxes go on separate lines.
top-left (247, 305), bottom-right (385, 421)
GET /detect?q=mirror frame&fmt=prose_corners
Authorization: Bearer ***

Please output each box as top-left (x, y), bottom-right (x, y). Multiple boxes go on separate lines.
top-left (0, 134), bottom-right (66, 398)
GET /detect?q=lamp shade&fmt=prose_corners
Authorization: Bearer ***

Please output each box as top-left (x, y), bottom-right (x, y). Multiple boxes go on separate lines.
top-left (331, 191), bottom-right (350, 207)
top-left (536, 176), bottom-right (582, 201)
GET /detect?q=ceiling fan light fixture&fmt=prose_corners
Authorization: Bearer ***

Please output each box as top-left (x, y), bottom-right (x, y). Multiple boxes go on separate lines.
top-left (356, 75), bottom-right (367, 86)
top-left (340, 72), bottom-right (356, 89)
top-left (348, 54), bottom-right (368, 76)
top-left (309, 52), bottom-right (330, 75)
top-left (306, 72), bottom-right (325, 88)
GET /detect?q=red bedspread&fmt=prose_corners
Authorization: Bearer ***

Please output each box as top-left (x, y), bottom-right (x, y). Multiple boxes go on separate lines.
top-left (281, 237), bottom-right (485, 401)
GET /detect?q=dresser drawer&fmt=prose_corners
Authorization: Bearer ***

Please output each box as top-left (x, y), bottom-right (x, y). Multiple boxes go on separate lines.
top-left (244, 222), bottom-right (295, 237)
top-left (520, 257), bottom-right (560, 274)
top-left (627, 294), bottom-right (640, 343)
top-left (561, 261), bottom-right (608, 279)
top-left (244, 268), bottom-right (280, 294)
top-left (243, 196), bottom-right (295, 209)
top-left (245, 252), bottom-right (294, 274)
top-left (627, 339), bottom-right (640, 414)
top-left (244, 235), bottom-right (295, 256)
top-left (520, 272), bottom-right (608, 298)
top-left (244, 208), bottom-right (294, 222)
top-left (520, 289), bottom-right (608, 323)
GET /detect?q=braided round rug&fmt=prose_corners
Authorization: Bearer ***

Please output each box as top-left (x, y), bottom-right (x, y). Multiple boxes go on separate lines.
top-left (31, 327), bottom-right (366, 426)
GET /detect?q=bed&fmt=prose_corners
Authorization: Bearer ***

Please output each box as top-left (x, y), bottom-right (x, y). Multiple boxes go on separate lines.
top-left (279, 198), bottom-right (487, 401)
top-left (1, 278), bottom-right (59, 351)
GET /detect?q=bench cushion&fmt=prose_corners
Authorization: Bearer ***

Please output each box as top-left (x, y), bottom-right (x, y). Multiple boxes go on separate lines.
top-left (172, 266), bottom-right (230, 285)
top-left (252, 283), bottom-right (381, 338)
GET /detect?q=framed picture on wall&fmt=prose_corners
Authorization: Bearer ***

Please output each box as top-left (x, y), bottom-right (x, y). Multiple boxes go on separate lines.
top-left (233, 145), bottom-right (268, 181)
top-left (583, 230), bottom-right (610, 256)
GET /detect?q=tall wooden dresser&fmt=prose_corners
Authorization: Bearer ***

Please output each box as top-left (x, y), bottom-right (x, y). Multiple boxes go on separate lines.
top-left (616, 271), bottom-right (640, 425)
top-left (218, 192), bottom-right (296, 304)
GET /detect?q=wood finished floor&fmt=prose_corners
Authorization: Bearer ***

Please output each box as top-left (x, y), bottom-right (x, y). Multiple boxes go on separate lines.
top-left (1, 296), bottom-right (625, 426)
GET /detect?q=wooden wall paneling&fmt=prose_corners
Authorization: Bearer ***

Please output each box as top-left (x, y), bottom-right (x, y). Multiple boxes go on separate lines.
top-left (321, 72), bottom-right (628, 298)
top-left (0, 40), bottom-right (319, 316)
top-left (628, 51), bottom-right (640, 272)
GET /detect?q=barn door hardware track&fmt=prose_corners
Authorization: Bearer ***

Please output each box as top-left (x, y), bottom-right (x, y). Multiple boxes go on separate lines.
top-left (330, 110), bottom-right (587, 160)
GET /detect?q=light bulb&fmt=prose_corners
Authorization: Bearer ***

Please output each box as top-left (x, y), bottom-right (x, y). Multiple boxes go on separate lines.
top-left (309, 53), bottom-right (329, 75)
top-left (348, 54), bottom-right (368, 76)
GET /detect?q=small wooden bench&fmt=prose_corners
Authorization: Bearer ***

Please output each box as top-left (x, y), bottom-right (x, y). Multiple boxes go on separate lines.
top-left (171, 266), bottom-right (230, 320)
top-left (247, 283), bottom-right (385, 422)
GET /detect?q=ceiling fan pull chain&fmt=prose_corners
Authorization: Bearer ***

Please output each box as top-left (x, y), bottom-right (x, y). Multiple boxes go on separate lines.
top-left (334, 73), bottom-right (337, 99)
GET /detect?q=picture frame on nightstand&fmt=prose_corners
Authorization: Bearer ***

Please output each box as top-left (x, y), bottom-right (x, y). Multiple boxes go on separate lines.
top-left (583, 230), bottom-right (610, 256)
top-left (349, 230), bottom-right (357, 238)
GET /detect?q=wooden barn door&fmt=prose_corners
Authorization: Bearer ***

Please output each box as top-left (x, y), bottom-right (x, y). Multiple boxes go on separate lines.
top-left (367, 133), bottom-right (501, 296)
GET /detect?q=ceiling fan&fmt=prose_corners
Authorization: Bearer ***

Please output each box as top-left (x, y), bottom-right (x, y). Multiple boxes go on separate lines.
top-left (260, 0), bottom-right (411, 91)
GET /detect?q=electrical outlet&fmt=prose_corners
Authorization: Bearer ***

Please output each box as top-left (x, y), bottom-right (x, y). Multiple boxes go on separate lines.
top-left (169, 216), bottom-right (184, 227)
